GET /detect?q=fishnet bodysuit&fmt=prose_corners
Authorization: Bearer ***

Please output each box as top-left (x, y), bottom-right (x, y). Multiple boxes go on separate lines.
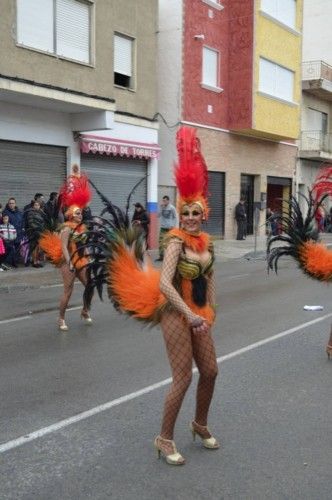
top-left (59, 225), bottom-right (90, 321)
top-left (59, 263), bottom-right (88, 320)
top-left (159, 240), bottom-right (218, 442)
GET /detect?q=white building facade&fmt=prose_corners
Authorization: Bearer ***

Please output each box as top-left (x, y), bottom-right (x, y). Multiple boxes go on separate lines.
top-left (298, 0), bottom-right (332, 212)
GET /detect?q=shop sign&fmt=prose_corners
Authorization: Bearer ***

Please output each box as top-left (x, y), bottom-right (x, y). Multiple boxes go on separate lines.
top-left (80, 140), bottom-right (160, 159)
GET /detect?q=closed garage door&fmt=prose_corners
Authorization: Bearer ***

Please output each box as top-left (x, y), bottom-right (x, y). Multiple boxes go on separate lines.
top-left (205, 171), bottom-right (225, 237)
top-left (81, 153), bottom-right (147, 217)
top-left (0, 140), bottom-right (67, 208)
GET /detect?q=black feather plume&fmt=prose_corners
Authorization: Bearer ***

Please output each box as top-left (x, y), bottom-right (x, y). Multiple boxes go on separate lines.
top-left (267, 191), bottom-right (320, 274)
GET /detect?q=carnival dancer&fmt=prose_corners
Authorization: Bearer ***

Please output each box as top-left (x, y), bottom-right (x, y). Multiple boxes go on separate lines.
top-left (154, 126), bottom-right (219, 465)
top-left (267, 165), bottom-right (332, 359)
top-left (83, 127), bottom-right (219, 466)
top-left (56, 167), bottom-right (93, 331)
top-left (27, 165), bottom-right (93, 331)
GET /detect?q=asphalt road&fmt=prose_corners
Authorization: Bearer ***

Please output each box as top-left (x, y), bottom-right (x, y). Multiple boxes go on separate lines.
top-left (0, 257), bottom-right (331, 500)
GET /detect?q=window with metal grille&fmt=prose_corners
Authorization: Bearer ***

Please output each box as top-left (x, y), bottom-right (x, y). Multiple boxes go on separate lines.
top-left (16, 0), bottom-right (91, 64)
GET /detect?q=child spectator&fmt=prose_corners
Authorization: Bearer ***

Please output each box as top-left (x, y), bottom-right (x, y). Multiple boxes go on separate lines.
top-left (0, 214), bottom-right (17, 268)
top-left (3, 197), bottom-right (23, 266)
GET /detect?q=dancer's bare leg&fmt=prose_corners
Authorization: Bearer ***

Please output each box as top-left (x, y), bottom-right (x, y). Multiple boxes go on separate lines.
top-left (326, 323), bottom-right (332, 359)
top-left (192, 328), bottom-right (218, 429)
top-left (59, 263), bottom-right (76, 321)
top-left (159, 311), bottom-right (193, 453)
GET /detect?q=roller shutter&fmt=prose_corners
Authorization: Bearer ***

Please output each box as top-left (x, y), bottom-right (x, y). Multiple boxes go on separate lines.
top-left (81, 153), bottom-right (147, 217)
top-left (0, 140), bottom-right (67, 209)
top-left (205, 171), bottom-right (225, 237)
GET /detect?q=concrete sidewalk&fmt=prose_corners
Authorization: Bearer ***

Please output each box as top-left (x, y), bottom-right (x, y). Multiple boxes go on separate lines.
top-left (1, 233), bottom-right (331, 293)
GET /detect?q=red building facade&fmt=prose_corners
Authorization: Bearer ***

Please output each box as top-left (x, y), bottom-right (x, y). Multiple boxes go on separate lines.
top-left (183, 0), bottom-right (254, 130)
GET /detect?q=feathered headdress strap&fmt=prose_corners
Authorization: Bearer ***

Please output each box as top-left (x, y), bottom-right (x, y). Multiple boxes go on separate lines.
top-left (174, 126), bottom-right (209, 217)
top-left (59, 165), bottom-right (92, 217)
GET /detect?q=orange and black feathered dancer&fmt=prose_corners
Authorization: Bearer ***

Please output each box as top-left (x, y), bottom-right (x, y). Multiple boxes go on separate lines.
top-left (84, 127), bottom-right (216, 326)
top-left (164, 126), bottom-right (215, 325)
top-left (267, 164), bottom-right (332, 358)
top-left (36, 169), bottom-right (92, 269)
top-left (26, 167), bottom-right (92, 269)
top-left (84, 127), bottom-right (219, 461)
top-left (57, 169), bottom-right (92, 270)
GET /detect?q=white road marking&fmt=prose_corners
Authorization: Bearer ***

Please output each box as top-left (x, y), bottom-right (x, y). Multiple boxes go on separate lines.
top-left (40, 282), bottom-right (81, 289)
top-left (0, 315), bottom-right (32, 325)
top-left (40, 284), bottom-right (63, 289)
top-left (225, 273), bottom-right (250, 280)
top-left (0, 306), bottom-right (82, 327)
top-left (1, 312), bottom-right (332, 454)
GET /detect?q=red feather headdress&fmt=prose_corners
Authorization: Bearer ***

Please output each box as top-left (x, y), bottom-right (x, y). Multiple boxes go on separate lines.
top-left (59, 166), bottom-right (92, 218)
top-left (312, 164), bottom-right (332, 203)
top-left (174, 126), bottom-right (209, 218)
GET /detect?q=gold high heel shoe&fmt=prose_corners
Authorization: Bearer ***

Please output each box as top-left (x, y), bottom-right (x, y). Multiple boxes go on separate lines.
top-left (190, 421), bottom-right (220, 449)
top-left (58, 319), bottom-right (68, 331)
top-left (154, 436), bottom-right (185, 465)
top-left (326, 344), bottom-right (332, 359)
top-left (81, 311), bottom-right (93, 324)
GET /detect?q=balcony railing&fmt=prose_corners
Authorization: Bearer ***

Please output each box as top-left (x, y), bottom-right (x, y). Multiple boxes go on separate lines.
top-left (301, 130), bottom-right (332, 153)
top-left (302, 60), bottom-right (332, 82)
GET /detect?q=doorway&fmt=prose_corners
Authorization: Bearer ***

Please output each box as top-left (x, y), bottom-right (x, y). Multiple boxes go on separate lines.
top-left (240, 174), bottom-right (255, 235)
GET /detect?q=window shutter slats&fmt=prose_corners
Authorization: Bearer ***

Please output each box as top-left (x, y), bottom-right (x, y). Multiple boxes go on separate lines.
top-left (114, 35), bottom-right (132, 76)
top-left (17, 0), bottom-right (54, 52)
top-left (259, 58), bottom-right (294, 102)
top-left (261, 0), bottom-right (296, 29)
top-left (56, 0), bottom-right (90, 63)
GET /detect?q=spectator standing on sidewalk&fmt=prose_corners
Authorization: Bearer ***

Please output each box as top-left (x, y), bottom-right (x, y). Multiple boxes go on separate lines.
top-left (155, 195), bottom-right (177, 261)
top-left (25, 200), bottom-right (45, 267)
top-left (235, 197), bottom-right (247, 240)
top-left (23, 194), bottom-right (46, 264)
top-left (3, 198), bottom-right (23, 266)
top-left (44, 192), bottom-right (62, 222)
top-left (132, 202), bottom-right (150, 247)
top-left (0, 214), bottom-right (17, 268)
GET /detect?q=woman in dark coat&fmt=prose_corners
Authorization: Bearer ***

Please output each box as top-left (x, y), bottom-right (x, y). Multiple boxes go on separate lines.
top-left (132, 203), bottom-right (150, 246)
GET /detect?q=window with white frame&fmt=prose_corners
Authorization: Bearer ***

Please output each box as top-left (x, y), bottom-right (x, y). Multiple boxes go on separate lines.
top-left (114, 34), bottom-right (134, 89)
top-left (259, 58), bottom-right (294, 102)
top-left (202, 46), bottom-right (219, 89)
top-left (16, 0), bottom-right (91, 64)
top-left (261, 0), bottom-right (296, 29)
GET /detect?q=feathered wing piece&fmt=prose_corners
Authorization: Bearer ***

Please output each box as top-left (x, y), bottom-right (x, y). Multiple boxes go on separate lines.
top-left (38, 231), bottom-right (63, 266)
top-left (24, 204), bottom-right (63, 265)
top-left (174, 126), bottom-right (209, 217)
top-left (267, 192), bottom-right (332, 281)
top-left (105, 230), bottom-right (166, 323)
top-left (83, 180), bottom-right (166, 323)
top-left (25, 208), bottom-right (60, 253)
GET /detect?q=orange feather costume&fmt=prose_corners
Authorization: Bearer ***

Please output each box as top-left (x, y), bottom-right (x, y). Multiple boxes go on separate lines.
top-left (38, 170), bottom-right (91, 269)
top-left (268, 165), bottom-right (332, 282)
top-left (85, 127), bottom-right (216, 327)
top-left (267, 165), bottom-right (332, 358)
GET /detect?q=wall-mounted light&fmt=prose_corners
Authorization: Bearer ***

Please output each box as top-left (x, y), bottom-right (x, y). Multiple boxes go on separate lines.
top-left (194, 34), bottom-right (205, 40)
